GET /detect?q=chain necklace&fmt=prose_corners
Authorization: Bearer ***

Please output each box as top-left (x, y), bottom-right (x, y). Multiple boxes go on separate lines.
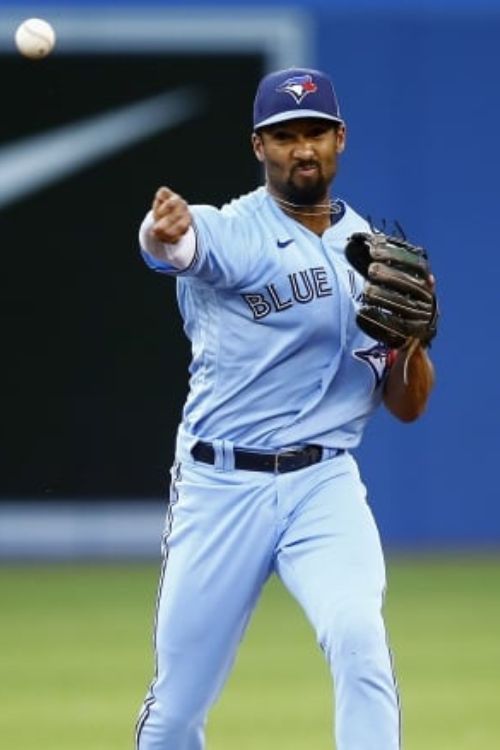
top-left (268, 190), bottom-right (341, 217)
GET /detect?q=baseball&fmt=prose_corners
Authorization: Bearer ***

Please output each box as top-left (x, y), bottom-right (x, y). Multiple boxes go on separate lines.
top-left (15, 18), bottom-right (56, 60)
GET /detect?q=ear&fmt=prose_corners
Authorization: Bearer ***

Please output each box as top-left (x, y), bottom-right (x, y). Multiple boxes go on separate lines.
top-left (252, 132), bottom-right (265, 163)
top-left (336, 124), bottom-right (347, 154)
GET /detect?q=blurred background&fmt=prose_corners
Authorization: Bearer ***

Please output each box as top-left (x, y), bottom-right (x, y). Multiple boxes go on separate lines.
top-left (1, 1), bottom-right (499, 749)
top-left (2, 0), bottom-right (500, 554)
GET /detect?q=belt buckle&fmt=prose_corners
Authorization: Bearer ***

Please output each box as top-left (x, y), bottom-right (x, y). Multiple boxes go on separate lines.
top-left (274, 448), bottom-right (298, 474)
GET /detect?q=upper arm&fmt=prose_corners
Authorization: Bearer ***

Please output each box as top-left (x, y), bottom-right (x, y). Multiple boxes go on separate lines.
top-left (188, 206), bottom-right (261, 288)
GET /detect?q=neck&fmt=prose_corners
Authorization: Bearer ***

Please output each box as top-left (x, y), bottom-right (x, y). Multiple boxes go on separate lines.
top-left (267, 188), bottom-right (335, 236)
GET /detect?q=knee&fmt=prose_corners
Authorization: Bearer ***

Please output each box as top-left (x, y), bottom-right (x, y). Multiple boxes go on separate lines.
top-left (320, 601), bottom-right (387, 666)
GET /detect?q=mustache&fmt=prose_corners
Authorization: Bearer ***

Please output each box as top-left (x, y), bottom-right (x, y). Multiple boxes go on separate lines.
top-left (292, 160), bottom-right (321, 173)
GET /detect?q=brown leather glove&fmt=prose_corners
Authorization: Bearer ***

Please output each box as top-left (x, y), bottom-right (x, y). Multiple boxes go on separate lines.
top-left (345, 231), bottom-right (439, 349)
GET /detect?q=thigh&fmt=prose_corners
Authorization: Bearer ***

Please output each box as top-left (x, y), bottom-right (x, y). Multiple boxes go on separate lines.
top-left (274, 453), bottom-right (386, 638)
top-left (152, 459), bottom-right (277, 711)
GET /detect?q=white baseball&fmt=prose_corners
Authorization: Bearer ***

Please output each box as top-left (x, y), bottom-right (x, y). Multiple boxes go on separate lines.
top-left (15, 18), bottom-right (56, 60)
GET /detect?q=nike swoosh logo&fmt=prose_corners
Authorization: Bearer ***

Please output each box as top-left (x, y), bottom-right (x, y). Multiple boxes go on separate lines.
top-left (277, 239), bottom-right (294, 248)
top-left (0, 87), bottom-right (203, 210)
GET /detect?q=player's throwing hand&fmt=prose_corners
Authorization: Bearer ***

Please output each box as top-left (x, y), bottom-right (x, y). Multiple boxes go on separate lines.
top-left (152, 186), bottom-right (192, 244)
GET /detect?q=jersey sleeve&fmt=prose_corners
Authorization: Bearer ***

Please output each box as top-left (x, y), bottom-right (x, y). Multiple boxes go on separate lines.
top-left (139, 202), bottom-right (262, 289)
top-left (188, 204), bottom-right (261, 288)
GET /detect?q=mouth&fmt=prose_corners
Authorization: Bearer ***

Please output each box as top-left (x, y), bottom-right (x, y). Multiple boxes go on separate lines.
top-left (293, 163), bottom-right (320, 178)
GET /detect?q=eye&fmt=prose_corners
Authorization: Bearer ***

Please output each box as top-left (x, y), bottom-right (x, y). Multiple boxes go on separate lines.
top-left (272, 129), bottom-right (293, 142)
top-left (308, 125), bottom-right (329, 139)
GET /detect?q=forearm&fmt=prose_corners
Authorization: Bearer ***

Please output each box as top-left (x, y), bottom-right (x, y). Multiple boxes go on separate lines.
top-left (383, 343), bottom-right (435, 422)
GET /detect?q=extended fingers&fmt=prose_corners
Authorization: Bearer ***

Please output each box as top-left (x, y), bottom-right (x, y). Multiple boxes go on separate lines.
top-left (153, 186), bottom-right (179, 218)
top-left (152, 214), bottom-right (191, 244)
top-left (151, 186), bottom-right (192, 244)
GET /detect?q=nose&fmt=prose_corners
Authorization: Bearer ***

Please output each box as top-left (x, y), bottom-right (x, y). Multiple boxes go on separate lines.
top-left (292, 136), bottom-right (315, 159)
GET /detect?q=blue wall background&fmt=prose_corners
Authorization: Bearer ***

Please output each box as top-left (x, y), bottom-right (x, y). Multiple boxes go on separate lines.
top-left (4, 1), bottom-right (500, 547)
top-left (310, 8), bottom-right (500, 547)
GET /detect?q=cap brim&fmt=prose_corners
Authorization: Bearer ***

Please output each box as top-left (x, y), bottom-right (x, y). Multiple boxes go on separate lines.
top-left (253, 109), bottom-right (343, 130)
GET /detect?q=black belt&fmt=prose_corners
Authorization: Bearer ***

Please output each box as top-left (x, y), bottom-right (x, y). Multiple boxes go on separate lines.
top-left (191, 441), bottom-right (344, 474)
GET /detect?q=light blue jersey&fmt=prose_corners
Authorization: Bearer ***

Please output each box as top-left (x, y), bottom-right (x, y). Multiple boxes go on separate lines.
top-left (141, 186), bottom-right (389, 450)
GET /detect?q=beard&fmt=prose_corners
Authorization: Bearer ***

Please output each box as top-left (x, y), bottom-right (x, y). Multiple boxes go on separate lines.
top-left (284, 164), bottom-right (330, 205)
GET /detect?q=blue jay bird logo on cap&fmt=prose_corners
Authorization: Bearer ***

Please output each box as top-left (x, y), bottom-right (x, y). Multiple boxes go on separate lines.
top-left (277, 74), bottom-right (318, 104)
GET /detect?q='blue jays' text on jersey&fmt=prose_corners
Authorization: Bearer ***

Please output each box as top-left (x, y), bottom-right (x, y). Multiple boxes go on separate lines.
top-left (140, 187), bottom-right (390, 450)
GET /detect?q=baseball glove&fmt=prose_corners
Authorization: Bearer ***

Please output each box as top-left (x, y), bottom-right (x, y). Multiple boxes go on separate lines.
top-left (345, 231), bottom-right (439, 349)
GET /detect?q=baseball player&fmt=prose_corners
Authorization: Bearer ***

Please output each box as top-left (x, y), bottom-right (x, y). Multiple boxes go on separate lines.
top-left (135, 67), bottom-right (437, 749)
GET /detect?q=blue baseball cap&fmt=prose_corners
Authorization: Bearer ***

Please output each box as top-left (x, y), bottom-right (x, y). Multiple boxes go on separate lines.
top-left (253, 67), bottom-right (343, 130)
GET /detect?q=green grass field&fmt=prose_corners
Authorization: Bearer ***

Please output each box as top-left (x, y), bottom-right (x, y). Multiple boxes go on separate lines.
top-left (1, 556), bottom-right (499, 749)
